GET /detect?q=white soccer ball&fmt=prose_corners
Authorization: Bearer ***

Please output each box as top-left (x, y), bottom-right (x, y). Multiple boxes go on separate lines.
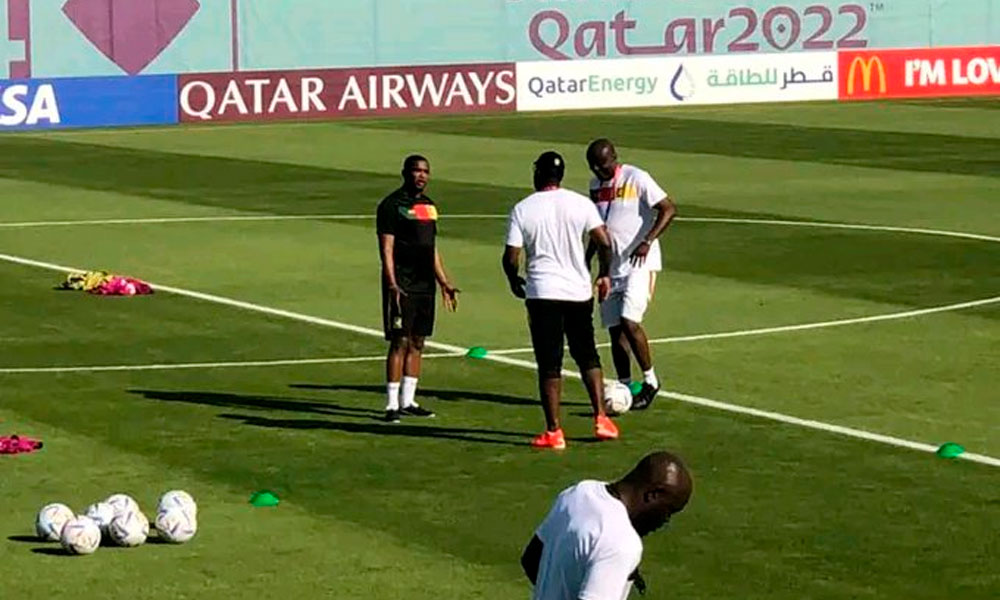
top-left (108, 511), bottom-right (149, 547)
top-left (104, 493), bottom-right (140, 519)
top-left (60, 516), bottom-right (101, 555)
top-left (603, 381), bottom-right (633, 416)
top-left (83, 501), bottom-right (115, 533)
top-left (158, 490), bottom-right (197, 518)
top-left (155, 508), bottom-right (197, 544)
top-left (35, 503), bottom-right (75, 542)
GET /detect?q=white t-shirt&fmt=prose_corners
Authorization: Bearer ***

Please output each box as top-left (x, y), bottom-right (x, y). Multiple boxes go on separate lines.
top-left (589, 164), bottom-right (668, 279)
top-left (505, 189), bottom-right (605, 302)
top-left (533, 481), bottom-right (643, 600)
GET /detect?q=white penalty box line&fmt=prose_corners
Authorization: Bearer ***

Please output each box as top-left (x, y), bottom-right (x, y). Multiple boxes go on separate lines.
top-left (1, 250), bottom-right (997, 469)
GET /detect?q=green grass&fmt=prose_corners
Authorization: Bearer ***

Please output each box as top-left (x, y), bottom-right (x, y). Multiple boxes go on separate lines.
top-left (1, 100), bottom-right (998, 599)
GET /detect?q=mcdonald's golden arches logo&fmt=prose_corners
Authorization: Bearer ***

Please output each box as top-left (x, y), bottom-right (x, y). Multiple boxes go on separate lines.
top-left (846, 56), bottom-right (887, 95)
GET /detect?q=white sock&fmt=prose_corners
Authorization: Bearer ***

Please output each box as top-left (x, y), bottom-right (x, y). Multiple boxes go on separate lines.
top-left (619, 377), bottom-right (632, 387)
top-left (401, 376), bottom-right (419, 408)
top-left (386, 382), bottom-right (401, 411)
top-left (643, 368), bottom-right (659, 389)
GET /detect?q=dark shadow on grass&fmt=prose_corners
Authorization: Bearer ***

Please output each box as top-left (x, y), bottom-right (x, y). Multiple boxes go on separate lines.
top-left (0, 136), bottom-right (526, 224)
top-left (8, 535), bottom-right (41, 543)
top-left (289, 383), bottom-right (580, 407)
top-left (218, 413), bottom-right (528, 447)
top-left (130, 389), bottom-right (384, 420)
top-left (31, 547), bottom-right (69, 556)
top-left (145, 536), bottom-right (171, 545)
top-left (363, 113), bottom-right (1000, 177)
top-left (901, 97), bottom-right (1000, 110)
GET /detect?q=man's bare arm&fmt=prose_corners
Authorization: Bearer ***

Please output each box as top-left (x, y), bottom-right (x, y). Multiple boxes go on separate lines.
top-left (630, 197), bottom-right (677, 267)
top-left (502, 245), bottom-right (526, 299)
top-left (434, 248), bottom-right (459, 311)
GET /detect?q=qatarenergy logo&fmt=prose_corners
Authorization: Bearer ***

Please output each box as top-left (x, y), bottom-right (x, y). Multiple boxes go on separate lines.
top-left (526, 74), bottom-right (659, 99)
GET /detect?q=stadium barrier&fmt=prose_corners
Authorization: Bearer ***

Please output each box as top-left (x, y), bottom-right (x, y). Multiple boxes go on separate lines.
top-left (839, 46), bottom-right (1000, 100)
top-left (0, 74), bottom-right (176, 130)
top-left (177, 63), bottom-right (516, 123)
top-left (0, 46), bottom-right (997, 131)
top-left (516, 52), bottom-right (839, 112)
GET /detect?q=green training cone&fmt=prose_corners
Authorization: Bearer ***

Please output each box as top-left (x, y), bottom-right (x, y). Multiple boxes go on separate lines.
top-left (628, 381), bottom-right (644, 396)
top-left (466, 346), bottom-right (488, 359)
top-left (249, 490), bottom-right (280, 507)
top-left (936, 442), bottom-right (965, 459)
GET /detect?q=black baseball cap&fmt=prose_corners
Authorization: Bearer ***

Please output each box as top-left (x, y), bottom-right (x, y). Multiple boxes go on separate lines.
top-left (534, 151), bottom-right (565, 181)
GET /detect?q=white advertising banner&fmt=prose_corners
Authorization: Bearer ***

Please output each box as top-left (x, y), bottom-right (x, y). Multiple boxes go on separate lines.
top-left (672, 52), bottom-right (838, 106)
top-left (516, 58), bottom-right (679, 111)
top-left (516, 52), bottom-right (838, 111)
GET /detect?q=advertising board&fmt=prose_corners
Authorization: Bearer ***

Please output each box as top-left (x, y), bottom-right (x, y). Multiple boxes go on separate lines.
top-left (0, 74), bottom-right (176, 130)
top-left (516, 52), bottom-right (838, 111)
top-left (179, 63), bottom-right (516, 123)
top-left (840, 46), bottom-right (1000, 100)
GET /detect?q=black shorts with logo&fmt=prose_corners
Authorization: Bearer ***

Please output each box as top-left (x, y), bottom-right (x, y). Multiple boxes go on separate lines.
top-left (383, 286), bottom-right (435, 341)
top-left (526, 299), bottom-right (601, 379)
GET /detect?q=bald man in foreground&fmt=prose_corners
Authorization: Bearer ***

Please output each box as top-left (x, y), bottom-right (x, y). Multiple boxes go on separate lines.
top-left (521, 452), bottom-right (693, 600)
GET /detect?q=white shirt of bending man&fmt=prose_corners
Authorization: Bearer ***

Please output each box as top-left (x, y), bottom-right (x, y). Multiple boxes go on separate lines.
top-left (532, 481), bottom-right (643, 600)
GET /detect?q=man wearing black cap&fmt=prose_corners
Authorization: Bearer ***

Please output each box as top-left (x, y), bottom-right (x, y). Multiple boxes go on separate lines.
top-left (502, 151), bottom-right (620, 450)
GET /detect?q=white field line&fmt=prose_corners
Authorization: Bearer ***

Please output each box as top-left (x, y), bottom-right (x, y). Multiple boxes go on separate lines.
top-left (0, 214), bottom-right (505, 229)
top-left (487, 294), bottom-right (1000, 355)
top-left (1, 250), bottom-right (997, 469)
top-left (679, 217), bottom-right (1000, 244)
top-left (0, 352), bottom-right (463, 374)
top-left (1, 214), bottom-right (998, 245)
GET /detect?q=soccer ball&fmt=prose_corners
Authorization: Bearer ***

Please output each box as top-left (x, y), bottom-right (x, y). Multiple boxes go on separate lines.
top-left (155, 508), bottom-right (197, 544)
top-left (83, 501), bottom-right (115, 533)
top-left (35, 503), bottom-right (74, 542)
top-left (104, 493), bottom-right (140, 519)
top-left (108, 511), bottom-right (149, 547)
top-left (60, 516), bottom-right (101, 555)
top-left (158, 490), bottom-right (197, 518)
top-left (603, 381), bottom-right (633, 416)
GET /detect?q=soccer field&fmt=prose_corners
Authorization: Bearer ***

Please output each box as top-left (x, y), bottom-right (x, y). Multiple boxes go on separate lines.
top-left (1, 98), bottom-right (998, 598)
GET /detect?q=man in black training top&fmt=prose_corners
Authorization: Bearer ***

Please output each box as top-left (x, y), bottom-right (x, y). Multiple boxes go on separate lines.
top-left (376, 155), bottom-right (459, 423)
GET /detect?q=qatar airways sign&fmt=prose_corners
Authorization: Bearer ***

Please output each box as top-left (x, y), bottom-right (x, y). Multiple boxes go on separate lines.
top-left (178, 63), bottom-right (516, 122)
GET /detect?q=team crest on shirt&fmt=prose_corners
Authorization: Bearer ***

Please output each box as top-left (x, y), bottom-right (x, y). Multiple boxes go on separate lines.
top-left (592, 183), bottom-right (639, 203)
top-left (400, 204), bottom-right (439, 221)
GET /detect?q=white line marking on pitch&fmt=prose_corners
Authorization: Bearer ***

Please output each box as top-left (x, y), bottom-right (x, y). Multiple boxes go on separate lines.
top-left (1, 214), bottom-right (998, 244)
top-left (0, 352), bottom-right (463, 374)
top-left (1, 250), bottom-right (997, 469)
top-left (0, 214), bottom-right (504, 228)
top-left (488, 295), bottom-right (1000, 355)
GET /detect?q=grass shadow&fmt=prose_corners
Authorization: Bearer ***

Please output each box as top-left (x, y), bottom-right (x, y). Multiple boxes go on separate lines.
top-left (8, 535), bottom-right (41, 543)
top-left (289, 383), bottom-right (575, 407)
top-left (130, 389), bottom-right (384, 421)
top-left (30, 547), bottom-right (69, 556)
top-left (218, 413), bottom-right (528, 447)
top-left (364, 113), bottom-right (1000, 177)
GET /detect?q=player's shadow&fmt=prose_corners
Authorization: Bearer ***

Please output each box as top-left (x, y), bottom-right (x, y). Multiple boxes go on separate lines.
top-left (217, 413), bottom-right (527, 447)
top-left (130, 389), bottom-right (529, 446)
top-left (290, 383), bottom-right (586, 407)
top-left (129, 389), bottom-right (384, 421)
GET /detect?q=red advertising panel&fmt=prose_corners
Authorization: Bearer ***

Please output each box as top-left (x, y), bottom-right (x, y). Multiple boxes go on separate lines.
top-left (839, 46), bottom-right (1000, 100)
top-left (178, 63), bottom-right (516, 123)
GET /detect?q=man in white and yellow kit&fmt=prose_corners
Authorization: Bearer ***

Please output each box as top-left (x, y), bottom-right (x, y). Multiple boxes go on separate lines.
top-left (586, 139), bottom-right (677, 410)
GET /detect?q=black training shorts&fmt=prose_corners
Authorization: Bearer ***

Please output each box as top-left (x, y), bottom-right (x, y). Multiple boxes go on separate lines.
top-left (383, 286), bottom-right (435, 341)
top-left (526, 298), bottom-right (601, 379)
